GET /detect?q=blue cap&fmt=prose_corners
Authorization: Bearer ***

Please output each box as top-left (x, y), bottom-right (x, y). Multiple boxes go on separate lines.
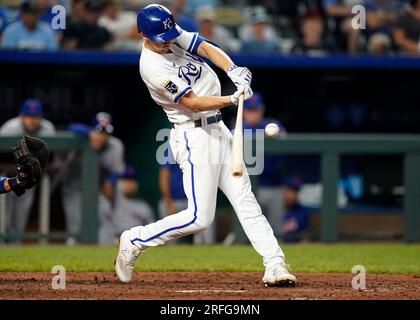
top-left (244, 92), bottom-right (264, 110)
top-left (121, 165), bottom-right (138, 180)
top-left (137, 4), bottom-right (181, 44)
top-left (20, 99), bottom-right (43, 117)
top-left (92, 112), bottom-right (114, 134)
top-left (284, 176), bottom-right (302, 191)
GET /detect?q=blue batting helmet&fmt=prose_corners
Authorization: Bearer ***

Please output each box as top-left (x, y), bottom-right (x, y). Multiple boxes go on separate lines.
top-left (137, 4), bottom-right (181, 44)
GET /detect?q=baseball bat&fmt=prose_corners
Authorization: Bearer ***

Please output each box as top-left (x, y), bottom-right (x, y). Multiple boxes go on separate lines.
top-left (231, 94), bottom-right (244, 177)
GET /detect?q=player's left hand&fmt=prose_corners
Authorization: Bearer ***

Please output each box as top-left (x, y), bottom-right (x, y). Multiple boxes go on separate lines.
top-left (227, 65), bottom-right (252, 89)
top-left (16, 157), bottom-right (41, 189)
top-left (230, 85), bottom-right (253, 105)
top-left (12, 135), bottom-right (49, 190)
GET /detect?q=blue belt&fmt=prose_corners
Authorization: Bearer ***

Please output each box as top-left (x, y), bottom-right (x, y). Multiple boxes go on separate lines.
top-left (193, 113), bottom-right (222, 128)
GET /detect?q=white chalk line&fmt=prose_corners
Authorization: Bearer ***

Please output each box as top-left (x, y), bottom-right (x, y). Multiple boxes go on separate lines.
top-left (175, 289), bottom-right (248, 293)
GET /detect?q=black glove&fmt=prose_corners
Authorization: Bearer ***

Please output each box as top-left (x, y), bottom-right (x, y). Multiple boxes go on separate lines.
top-left (10, 135), bottom-right (49, 195)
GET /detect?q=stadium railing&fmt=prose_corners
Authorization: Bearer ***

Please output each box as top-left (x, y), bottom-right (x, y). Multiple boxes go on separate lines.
top-left (0, 133), bottom-right (419, 243)
top-left (233, 134), bottom-right (420, 243)
top-left (2, 50), bottom-right (420, 68)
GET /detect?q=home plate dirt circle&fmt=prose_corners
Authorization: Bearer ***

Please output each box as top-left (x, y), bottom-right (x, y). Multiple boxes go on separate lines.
top-left (0, 272), bottom-right (419, 300)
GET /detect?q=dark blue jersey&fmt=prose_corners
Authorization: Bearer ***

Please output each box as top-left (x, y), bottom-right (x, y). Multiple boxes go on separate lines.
top-left (284, 204), bottom-right (310, 234)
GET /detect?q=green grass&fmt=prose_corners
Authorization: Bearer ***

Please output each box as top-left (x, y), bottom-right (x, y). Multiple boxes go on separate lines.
top-left (0, 244), bottom-right (419, 274)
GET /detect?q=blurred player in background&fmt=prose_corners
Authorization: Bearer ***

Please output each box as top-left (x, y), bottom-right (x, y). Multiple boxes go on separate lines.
top-left (239, 92), bottom-right (287, 238)
top-left (281, 176), bottom-right (310, 243)
top-left (0, 99), bottom-right (55, 242)
top-left (159, 146), bottom-right (215, 244)
top-left (112, 165), bottom-right (154, 239)
top-left (99, 164), bottom-right (154, 244)
top-left (59, 112), bottom-right (125, 245)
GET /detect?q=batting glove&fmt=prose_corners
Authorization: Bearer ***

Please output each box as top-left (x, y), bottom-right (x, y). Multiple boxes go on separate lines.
top-left (230, 85), bottom-right (253, 105)
top-left (227, 65), bottom-right (252, 88)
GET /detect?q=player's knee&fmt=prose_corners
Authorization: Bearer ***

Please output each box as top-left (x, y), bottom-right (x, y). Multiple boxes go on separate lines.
top-left (193, 212), bottom-right (214, 230)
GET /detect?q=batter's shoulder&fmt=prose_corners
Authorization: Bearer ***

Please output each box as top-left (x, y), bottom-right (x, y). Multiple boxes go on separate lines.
top-left (140, 60), bottom-right (177, 88)
top-left (140, 55), bottom-right (174, 76)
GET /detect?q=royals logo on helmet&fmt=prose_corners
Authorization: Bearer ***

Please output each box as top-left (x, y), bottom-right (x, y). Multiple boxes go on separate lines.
top-left (162, 18), bottom-right (173, 30)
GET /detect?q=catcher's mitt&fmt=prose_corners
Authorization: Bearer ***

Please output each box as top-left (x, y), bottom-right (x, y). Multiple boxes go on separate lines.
top-left (12, 135), bottom-right (49, 190)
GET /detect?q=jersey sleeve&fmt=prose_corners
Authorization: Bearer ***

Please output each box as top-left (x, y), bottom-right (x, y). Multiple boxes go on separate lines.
top-left (146, 71), bottom-right (192, 104)
top-left (174, 25), bottom-right (205, 55)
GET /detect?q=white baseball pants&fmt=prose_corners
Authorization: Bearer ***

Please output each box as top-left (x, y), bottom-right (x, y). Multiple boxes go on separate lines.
top-left (128, 121), bottom-right (285, 267)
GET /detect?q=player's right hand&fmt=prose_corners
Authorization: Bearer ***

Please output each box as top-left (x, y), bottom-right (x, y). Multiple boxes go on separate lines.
top-left (227, 65), bottom-right (252, 89)
top-left (229, 85), bottom-right (253, 105)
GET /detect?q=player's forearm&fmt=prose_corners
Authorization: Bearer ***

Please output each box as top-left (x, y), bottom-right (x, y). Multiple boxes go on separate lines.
top-left (180, 93), bottom-right (232, 112)
top-left (0, 177), bottom-right (11, 193)
top-left (197, 41), bottom-right (234, 72)
top-left (0, 176), bottom-right (20, 194)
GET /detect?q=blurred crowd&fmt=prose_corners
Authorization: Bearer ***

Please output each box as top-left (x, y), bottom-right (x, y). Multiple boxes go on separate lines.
top-left (0, 0), bottom-right (420, 55)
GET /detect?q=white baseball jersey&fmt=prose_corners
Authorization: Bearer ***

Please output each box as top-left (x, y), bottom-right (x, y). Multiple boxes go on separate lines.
top-left (139, 29), bottom-right (221, 123)
top-left (128, 27), bottom-right (286, 270)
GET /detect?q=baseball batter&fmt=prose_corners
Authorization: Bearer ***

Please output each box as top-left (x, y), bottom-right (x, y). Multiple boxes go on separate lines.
top-left (115, 4), bottom-right (296, 287)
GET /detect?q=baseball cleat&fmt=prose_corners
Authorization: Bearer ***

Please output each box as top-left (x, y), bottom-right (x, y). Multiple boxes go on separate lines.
top-left (115, 230), bottom-right (141, 283)
top-left (263, 262), bottom-right (297, 287)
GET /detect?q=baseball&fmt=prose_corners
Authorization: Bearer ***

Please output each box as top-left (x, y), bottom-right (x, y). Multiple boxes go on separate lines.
top-left (265, 123), bottom-right (280, 137)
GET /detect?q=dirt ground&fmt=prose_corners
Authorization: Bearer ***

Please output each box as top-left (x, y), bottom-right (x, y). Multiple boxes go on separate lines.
top-left (0, 272), bottom-right (419, 300)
